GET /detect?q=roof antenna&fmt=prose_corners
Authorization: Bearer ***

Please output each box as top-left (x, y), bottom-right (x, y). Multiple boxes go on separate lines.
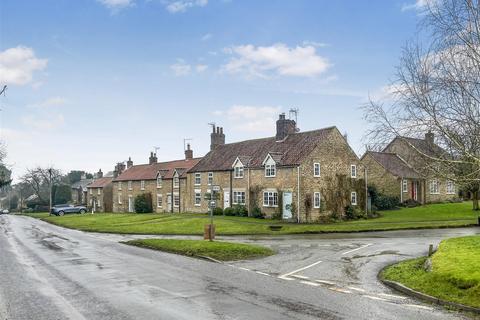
top-left (208, 122), bottom-right (216, 132)
top-left (153, 146), bottom-right (160, 154)
top-left (183, 138), bottom-right (192, 151)
top-left (0, 85), bottom-right (7, 96)
top-left (289, 108), bottom-right (300, 132)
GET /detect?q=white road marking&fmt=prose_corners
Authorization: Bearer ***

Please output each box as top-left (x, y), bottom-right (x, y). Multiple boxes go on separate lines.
top-left (328, 287), bottom-right (352, 294)
top-left (278, 260), bottom-right (322, 279)
top-left (377, 293), bottom-right (407, 300)
top-left (255, 271), bottom-right (270, 276)
top-left (291, 275), bottom-right (309, 280)
top-left (341, 243), bottom-right (372, 255)
top-left (363, 295), bottom-right (389, 301)
top-left (347, 286), bottom-right (366, 293)
top-left (238, 267), bottom-right (251, 271)
top-left (403, 304), bottom-right (434, 310)
top-left (277, 276), bottom-right (295, 281)
top-left (314, 280), bottom-right (336, 286)
top-left (300, 280), bottom-right (320, 287)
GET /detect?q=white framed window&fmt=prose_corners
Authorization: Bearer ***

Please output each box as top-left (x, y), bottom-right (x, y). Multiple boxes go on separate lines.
top-left (207, 172), bottom-right (213, 185)
top-left (173, 176), bottom-right (179, 188)
top-left (402, 179), bottom-right (408, 193)
top-left (140, 180), bottom-right (145, 190)
top-left (265, 164), bottom-right (276, 177)
top-left (429, 179), bottom-right (439, 194)
top-left (174, 194), bottom-right (180, 207)
top-left (118, 182), bottom-right (122, 190)
top-left (351, 165), bottom-right (357, 178)
top-left (89, 188), bottom-right (93, 195)
top-left (97, 188), bottom-right (101, 195)
top-left (118, 193), bottom-right (122, 204)
top-left (157, 194), bottom-right (163, 208)
top-left (234, 166), bottom-right (244, 178)
top-left (128, 180), bottom-right (132, 190)
top-left (446, 180), bottom-right (455, 194)
top-left (314, 192), bottom-right (321, 208)
top-left (314, 163), bottom-right (321, 177)
top-left (263, 191), bottom-right (278, 207)
top-left (98, 199), bottom-right (102, 207)
top-left (351, 192), bottom-right (357, 205)
top-left (194, 173), bottom-right (201, 185)
top-left (233, 191), bottom-right (246, 205)
top-left (157, 176), bottom-right (162, 188)
top-left (194, 190), bottom-right (201, 206)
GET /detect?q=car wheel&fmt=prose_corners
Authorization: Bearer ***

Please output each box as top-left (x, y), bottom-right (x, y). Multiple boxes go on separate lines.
top-left (58, 211), bottom-right (65, 216)
top-left (79, 209), bottom-right (86, 214)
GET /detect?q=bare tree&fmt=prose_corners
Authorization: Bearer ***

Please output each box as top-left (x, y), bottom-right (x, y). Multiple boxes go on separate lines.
top-left (364, 0), bottom-right (480, 210)
top-left (20, 167), bottom-right (62, 205)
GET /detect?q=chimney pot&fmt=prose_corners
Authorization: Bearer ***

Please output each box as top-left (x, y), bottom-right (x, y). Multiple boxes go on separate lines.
top-left (210, 125), bottom-right (226, 151)
top-left (276, 113), bottom-right (296, 141)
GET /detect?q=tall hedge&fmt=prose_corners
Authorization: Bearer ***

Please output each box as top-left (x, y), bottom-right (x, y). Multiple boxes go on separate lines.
top-left (134, 193), bottom-right (153, 213)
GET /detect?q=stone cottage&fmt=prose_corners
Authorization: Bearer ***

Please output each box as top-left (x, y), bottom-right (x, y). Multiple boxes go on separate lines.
top-left (112, 147), bottom-right (201, 213)
top-left (86, 169), bottom-right (113, 212)
top-left (361, 151), bottom-right (423, 203)
top-left (71, 173), bottom-right (93, 205)
top-left (185, 113), bottom-right (365, 222)
top-left (382, 132), bottom-right (457, 203)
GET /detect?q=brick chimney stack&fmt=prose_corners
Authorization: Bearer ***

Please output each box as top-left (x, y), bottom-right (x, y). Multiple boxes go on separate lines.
top-left (276, 113), bottom-right (296, 141)
top-left (210, 125), bottom-right (225, 151)
top-left (127, 157), bottom-right (133, 169)
top-left (185, 143), bottom-right (193, 160)
top-left (425, 131), bottom-right (434, 145)
top-left (149, 152), bottom-right (158, 165)
top-left (97, 169), bottom-right (103, 178)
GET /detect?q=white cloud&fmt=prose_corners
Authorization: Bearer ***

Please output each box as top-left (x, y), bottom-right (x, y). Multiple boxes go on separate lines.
top-left (97, 0), bottom-right (134, 10)
top-left (302, 40), bottom-right (330, 48)
top-left (21, 113), bottom-right (65, 131)
top-left (222, 43), bottom-right (331, 78)
top-left (401, 0), bottom-right (435, 12)
top-left (165, 0), bottom-right (208, 13)
top-left (170, 59), bottom-right (191, 76)
top-left (201, 33), bottom-right (212, 41)
top-left (36, 96), bottom-right (68, 108)
top-left (196, 64), bottom-right (208, 72)
top-left (215, 105), bottom-right (282, 133)
top-left (0, 46), bottom-right (47, 86)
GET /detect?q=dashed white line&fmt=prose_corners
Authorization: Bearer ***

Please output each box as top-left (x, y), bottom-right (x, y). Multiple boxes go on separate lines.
top-left (238, 267), bottom-right (251, 271)
top-left (278, 260), bottom-right (322, 279)
top-left (363, 295), bottom-right (389, 301)
top-left (291, 275), bottom-right (309, 280)
top-left (347, 286), bottom-right (366, 293)
top-left (255, 271), bottom-right (270, 276)
top-left (403, 304), bottom-right (434, 310)
top-left (341, 243), bottom-right (373, 255)
top-left (314, 280), bottom-right (336, 286)
top-left (377, 293), bottom-right (407, 300)
top-left (300, 280), bottom-right (320, 287)
top-left (328, 287), bottom-right (352, 294)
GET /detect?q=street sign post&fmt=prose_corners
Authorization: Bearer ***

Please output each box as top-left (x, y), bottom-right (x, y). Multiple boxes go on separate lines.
top-left (205, 186), bottom-right (220, 241)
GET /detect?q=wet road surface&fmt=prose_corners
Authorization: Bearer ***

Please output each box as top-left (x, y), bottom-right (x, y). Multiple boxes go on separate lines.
top-left (0, 215), bottom-right (478, 320)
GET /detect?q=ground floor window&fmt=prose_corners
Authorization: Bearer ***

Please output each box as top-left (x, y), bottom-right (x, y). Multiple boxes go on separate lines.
top-left (351, 191), bottom-right (357, 206)
top-left (118, 193), bottom-right (122, 204)
top-left (98, 199), bottom-right (102, 208)
top-left (233, 191), bottom-right (246, 205)
top-left (174, 194), bottom-right (180, 207)
top-left (194, 191), bottom-right (201, 206)
top-left (429, 179), bottom-right (439, 194)
top-left (402, 179), bottom-right (408, 193)
top-left (446, 180), bottom-right (455, 194)
top-left (157, 194), bottom-right (163, 208)
top-left (263, 191), bottom-right (278, 207)
top-left (313, 192), bottom-right (321, 208)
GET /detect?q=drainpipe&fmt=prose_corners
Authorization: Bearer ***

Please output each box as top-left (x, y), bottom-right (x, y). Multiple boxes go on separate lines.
top-left (297, 165), bottom-right (300, 223)
top-left (179, 178), bottom-right (181, 213)
top-left (171, 179), bottom-right (174, 213)
top-left (400, 178), bottom-right (403, 203)
top-left (247, 167), bottom-right (251, 215)
top-left (365, 167), bottom-right (368, 217)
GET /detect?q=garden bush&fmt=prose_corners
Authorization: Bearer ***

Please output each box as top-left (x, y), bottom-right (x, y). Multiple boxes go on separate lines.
top-left (233, 205), bottom-right (248, 217)
top-left (224, 207), bottom-right (235, 216)
top-left (212, 207), bottom-right (223, 216)
top-left (134, 193), bottom-right (153, 213)
top-left (402, 198), bottom-right (420, 208)
top-left (251, 206), bottom-right (264, 219)
top-left (344, 205), bottom-right (363, 220)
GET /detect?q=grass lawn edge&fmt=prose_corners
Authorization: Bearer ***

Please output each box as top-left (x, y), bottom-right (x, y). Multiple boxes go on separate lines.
top-left (379, 259), bottom-right (480, 314)
top-left (121, 238), bottom-right (275, 262)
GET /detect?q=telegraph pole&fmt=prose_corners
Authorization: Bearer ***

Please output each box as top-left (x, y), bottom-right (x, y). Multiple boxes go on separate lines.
top-left (48, 168), bottom-right (53, 215)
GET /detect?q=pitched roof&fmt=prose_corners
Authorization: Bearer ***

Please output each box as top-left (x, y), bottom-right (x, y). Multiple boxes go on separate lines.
top-left (113, 158), bottom-right (201, 182)
top-left (386, 136), bottom-right (446, 158)
top-left (71, 179), bottom-right (93, 189)
top-left (190, 127), bottom-right (337, 172)
top-left (364, 151), bottom-right (421, 179)
top-left (87, 177), bottom-right (113, 188)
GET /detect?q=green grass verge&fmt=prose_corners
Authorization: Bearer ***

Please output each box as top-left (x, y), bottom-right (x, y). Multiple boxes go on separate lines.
top-left (24, 201), bottom-right (478, 235)
top-left (381, 235), bottom-right (480, 308)
top-left (123, 239), bottom-right (275, 261)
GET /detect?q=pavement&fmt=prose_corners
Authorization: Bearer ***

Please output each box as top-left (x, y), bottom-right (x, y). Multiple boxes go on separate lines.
top-left (0, 214), bottom-right (478, 320)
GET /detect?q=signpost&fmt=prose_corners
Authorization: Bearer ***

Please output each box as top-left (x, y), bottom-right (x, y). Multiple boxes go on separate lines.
top-left (204, 186), bottom-right (220, 241)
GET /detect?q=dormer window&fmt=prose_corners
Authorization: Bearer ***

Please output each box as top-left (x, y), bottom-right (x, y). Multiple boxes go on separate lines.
top-left (232, 157), bottom-right (246, 179)
top-left (140, 180), bottom-right (145, 190)
top-left (265, 164), bottom-right (276, 177)
top-left (157, 175), bottom-right (162, 188)
top-left (234, 166), bottom-right (244, 178)
top-left (174, 175), bottom-right (180, 188)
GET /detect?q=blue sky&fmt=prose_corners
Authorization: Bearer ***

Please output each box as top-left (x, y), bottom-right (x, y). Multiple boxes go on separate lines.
top-left (0, 0), bottom-right (424, 180)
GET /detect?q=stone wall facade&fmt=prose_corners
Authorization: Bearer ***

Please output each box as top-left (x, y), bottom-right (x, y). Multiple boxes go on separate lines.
top-left (86, 184), bottom-right (113, 212)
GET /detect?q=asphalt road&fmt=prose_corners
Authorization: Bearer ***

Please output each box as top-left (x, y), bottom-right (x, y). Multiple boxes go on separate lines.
top-left (0, 215), bottom-right (478, 320)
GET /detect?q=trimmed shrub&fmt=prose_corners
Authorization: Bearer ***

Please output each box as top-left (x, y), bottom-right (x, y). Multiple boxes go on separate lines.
top-left (233, 204), bottom-right (248, 217)
top-left (344, 205), bottom-right (362, 220)
top-left (134, 193), bottom-right (153, 213)
top-left (251, 206), bottom-right (264, 219)
top-left (224, 207), bottom-right (235, 216)
top-left (402, 198), bottom-right (420, 208)
top-left (212, 207), bottom-right (223, 216)
top-left (375, 194), bottom-right (399, 210)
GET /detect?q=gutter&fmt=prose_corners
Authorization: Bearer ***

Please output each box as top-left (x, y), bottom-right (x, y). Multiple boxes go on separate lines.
top-left (297, 166), bottom-right (300, 223)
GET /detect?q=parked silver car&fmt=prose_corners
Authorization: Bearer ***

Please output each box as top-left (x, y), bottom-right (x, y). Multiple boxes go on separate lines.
top-left (50, 204), bottom-right (87, 216)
